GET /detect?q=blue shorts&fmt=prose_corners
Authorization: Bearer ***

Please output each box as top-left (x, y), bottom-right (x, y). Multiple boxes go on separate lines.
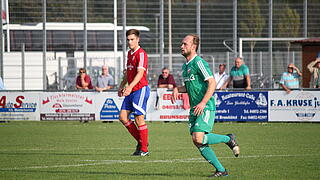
top-left (121, 86), bottom-right (150, 115)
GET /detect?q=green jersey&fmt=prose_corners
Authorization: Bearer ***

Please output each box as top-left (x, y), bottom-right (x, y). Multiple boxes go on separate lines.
top-left (182, 55), bottom-right (215, 111)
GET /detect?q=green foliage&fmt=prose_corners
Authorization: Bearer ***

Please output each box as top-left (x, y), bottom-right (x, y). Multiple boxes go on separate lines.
top-left (276, 4), bottom-right (301, 38)
top-left (239, 0), bottom-right (266, 49)
top-left (0, 121), bottom-right (319, 179)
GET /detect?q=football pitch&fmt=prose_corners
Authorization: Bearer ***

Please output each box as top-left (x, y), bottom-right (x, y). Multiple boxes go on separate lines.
top-left (0, 121), bottom-right (319, 180)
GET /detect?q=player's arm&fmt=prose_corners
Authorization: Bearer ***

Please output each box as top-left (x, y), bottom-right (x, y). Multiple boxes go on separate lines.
top-left (123, 68), bottom-right (144, 96)
top-left (194, 77), bottom-right (216, 116)
top-left (118, 71), bottom-right (128, 97)
top-left (171, 86), bottom-right (186, 104)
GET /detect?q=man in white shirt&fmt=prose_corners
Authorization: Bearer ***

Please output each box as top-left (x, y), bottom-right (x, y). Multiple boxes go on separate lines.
top-left (214, 64), bottom-right (229, 89)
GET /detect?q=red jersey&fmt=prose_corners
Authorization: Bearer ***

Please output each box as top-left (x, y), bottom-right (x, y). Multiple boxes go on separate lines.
top-left (127, 46), bottom-right (148, 92)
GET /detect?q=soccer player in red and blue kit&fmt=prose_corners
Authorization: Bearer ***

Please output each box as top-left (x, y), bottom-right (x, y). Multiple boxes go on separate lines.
top-left (118, 29), bottom-right (150, 156)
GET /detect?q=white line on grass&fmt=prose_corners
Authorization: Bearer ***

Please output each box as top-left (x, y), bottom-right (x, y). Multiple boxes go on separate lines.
top-left (0, 154), bottom-right (317, 171)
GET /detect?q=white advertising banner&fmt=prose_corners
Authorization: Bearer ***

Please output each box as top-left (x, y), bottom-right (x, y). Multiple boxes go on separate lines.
top-left (1, 90), bottom-right (320, 122)
top-left (93, 91), bottom-right (189, 121)
top-left (147, 90), bottom-right (190, 121)
top-left (269, 91), bottom-right (320, 122)
top-left (0, 92), bottom-right (40, 120)
top-left (40, 92), bottom-right (95, 121)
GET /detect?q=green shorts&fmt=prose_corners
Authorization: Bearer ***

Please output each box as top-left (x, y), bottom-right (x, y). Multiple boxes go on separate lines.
top-left (189, 109), bottom-right (215, 134)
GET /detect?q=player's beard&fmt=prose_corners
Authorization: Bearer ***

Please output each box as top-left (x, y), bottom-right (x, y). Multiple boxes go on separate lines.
top-left (182, 49), bottom-right (191, 58)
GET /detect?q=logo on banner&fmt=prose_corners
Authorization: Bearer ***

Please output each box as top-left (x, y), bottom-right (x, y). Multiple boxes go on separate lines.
top-left (100, 98), bottom-right (120, 120)
top-left (0, 95), bottom-right (37, 112)
top-left (255, 93), bottom-right (268, 107)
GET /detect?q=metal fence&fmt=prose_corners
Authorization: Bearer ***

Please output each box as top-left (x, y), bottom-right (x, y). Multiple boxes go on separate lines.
top-left (0, 0), bottom-right (319, 90)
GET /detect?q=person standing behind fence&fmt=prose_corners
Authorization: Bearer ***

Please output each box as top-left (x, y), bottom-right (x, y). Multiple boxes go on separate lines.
top-left (280, 63), bottom-right (302, 94)
top-left (172, 34), bottom-right (240, 178)
top-left (118, 29), bottom-right (150, 156)
top-left (307, 53), bottom-right (320, 88)
top-left (76, 68), bottom-right (93, 90)
top-left (220, 57), bottom-right (251, 90)
top-left (95, 65), bottom-right (114, 92)
top-left (214, 64), bottom-right (229, 89)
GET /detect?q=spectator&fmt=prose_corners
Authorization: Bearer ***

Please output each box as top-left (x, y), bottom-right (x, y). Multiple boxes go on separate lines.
top-left (307, 53), bottom-right (320, 88)
top-left (220, 57), bottom-right (251, 90)
top-left (95, 65), bottom-right (114, 92)
top-left (0, 77), bottom-right (5, 90)
top-left (280, 63), bottom-right (302, 94)
top-left (76, 68), bottom-right (93, 90)
top-left (157, 67), bottom-right (176, 89)
top-left (214, 64), bottom-right (229, 89)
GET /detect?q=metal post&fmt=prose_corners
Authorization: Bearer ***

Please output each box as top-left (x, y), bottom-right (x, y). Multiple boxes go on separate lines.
top-left (122, 0), bottom-right (126, 83)
top-left (226, 51), bottom-right (230, 73)
top-left (292, 51), bottom-right (295, 65)
top-left (268, 0), bottom-right (273, 88)
top-left (196, 0), bottom-right (201, 55)
top-left (259, 51), bottom-right (262, 76)
top-left (0, 0), bottom-right (3, 79)
top-left (114, 0), bottom-right (118, 84)
top-left (239, 38), bottom-right (243, 58)
top-left (168, 0), bottom-right (172, 70)
top-left (304, 0), bottom-right (308, 38)
top-left (58, 57), bottom-right (63, 90)
top-left (21, 43), bottom-right (25, 90)
top-left (259, 51), bottom-right (262, 88)
top-left (42, 0), bottom-right (47, 90)
top-left (160, 0), bottom-right (164, 68)
top-left (83, 0), bottom-right (87, 70)
top-left (5, 0), bottom-right (9, 52)
top-left (155, 14), bottom-right (159, 55)
top-left (233, 0), bottom-right (237, 58)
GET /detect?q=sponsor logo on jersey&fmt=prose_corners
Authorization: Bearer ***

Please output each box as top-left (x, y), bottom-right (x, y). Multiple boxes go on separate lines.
top-left (184, 74), bottom-right (195, 82)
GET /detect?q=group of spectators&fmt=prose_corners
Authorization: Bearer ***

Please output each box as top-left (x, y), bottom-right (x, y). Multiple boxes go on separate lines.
top-left (76, 65), bottom-right (114, 92)
top-left (157, 57), bottom-right (251, 91)
top-left (157, 53), bottom-right (320, 93)
top-left (0, 53), bottom-right (319, 92)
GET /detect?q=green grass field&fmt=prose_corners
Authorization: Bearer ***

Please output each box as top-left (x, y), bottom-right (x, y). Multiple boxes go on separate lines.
top-left (0, 121), bottom-right (319, 180)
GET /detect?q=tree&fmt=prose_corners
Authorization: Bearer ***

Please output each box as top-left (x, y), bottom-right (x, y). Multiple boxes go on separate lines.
top-left (276, 3), bottom-right (300, 63)
top-left (239, 0), bottom-right (266, 74)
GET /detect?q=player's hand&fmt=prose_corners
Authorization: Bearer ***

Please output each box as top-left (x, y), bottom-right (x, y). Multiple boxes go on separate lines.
top-left (118, 88), bottom-right (124, 97)
top-left (193, 102), bottom-right (206, 116)
top-left (171, 88), bottom-right (179, 104)
top-left (123, 86), bottom-right (132, 96)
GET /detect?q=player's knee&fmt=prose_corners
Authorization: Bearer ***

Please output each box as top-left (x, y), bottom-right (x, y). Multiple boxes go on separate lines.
top-left (192, 138), bottom-right (204, 148)
top-left (119, 115), bottom-right (128, 124)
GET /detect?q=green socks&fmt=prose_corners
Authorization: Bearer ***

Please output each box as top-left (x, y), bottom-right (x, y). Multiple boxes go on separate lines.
top-left (202, 133), bottom-right (230, 145)
top-left (199, 145), bottom-right (225, 172)
top-left (198, 133), bottom-right (230, 172)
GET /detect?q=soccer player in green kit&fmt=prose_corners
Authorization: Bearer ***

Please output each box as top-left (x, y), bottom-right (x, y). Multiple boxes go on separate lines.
top-left (171, 34), bottom-right (240, 178)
